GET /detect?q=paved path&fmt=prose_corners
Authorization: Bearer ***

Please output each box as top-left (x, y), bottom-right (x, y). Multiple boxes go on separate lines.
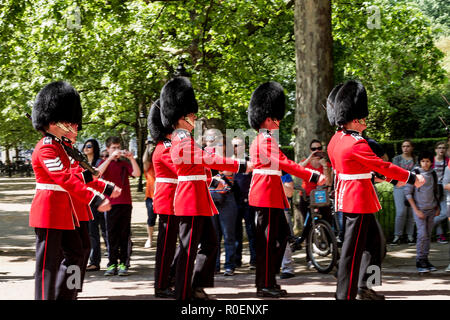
top-left (1, 177), bottom-right (450, 300)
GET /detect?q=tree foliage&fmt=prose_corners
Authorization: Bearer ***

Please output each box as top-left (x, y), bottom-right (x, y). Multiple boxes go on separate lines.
top-left (0, 0), bottom-right (447, 156)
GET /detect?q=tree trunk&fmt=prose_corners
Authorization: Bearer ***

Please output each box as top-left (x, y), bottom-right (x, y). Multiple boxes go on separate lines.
top-left (292, 0), bottom-right (333, 232)
top-left (136, 100), bottom-right (148, 192)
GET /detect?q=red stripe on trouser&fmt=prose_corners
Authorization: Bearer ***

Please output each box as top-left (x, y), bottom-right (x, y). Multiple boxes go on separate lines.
top-left (265, 209), bottom-right (271, 288)
top-left (182, 217), bottom-right (194, 300)
top-left (347, 215), bottom-right (364, 300)
top-left (158, 215), bottom-right (170, 288)
top-left (42, 229), bottom-right (49, 300)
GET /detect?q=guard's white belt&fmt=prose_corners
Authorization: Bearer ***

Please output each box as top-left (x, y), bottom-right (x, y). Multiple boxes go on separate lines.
top-left (339, 173), bottom-right (372, 180)
top-left (178, 175), bottom-right (207, 182)
top-left (155, 177), bottom-right (178, 184)
top-left (36, 183), bottom-right (67, 192)
top-left (253, 169), bottom-right (282, 176)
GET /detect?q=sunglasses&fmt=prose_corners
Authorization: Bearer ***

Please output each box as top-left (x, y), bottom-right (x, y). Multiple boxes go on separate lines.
top-left (311, 146), bottom-right (323, 151)
top-left (84, 145), bottom-right (93, 149)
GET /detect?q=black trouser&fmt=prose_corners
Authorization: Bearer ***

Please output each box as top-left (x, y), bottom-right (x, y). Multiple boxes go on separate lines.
top-left (76, 221), bottom-right (91, 293)
top-left (34, 228), bottom-right (83, 300)
top-left (253, 207), bottom-right (290, 289)
top-left (175, 216), bottom-right (218, 300)
top-left (358, 217), bottom-right (385, 290)
top-left (154, 214), bottom-right (180, 290)
top-left (336, 213), bottom-right (381, 300)
top-left (105, 204), bottom-right (132, 267)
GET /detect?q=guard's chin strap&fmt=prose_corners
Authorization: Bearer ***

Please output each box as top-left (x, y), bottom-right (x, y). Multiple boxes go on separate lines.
top-left (55, 122), bottom-right (77, 134)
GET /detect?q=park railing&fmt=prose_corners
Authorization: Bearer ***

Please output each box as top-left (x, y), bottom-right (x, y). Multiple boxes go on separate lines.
top-left (0, 162), bottom-right (33, 177)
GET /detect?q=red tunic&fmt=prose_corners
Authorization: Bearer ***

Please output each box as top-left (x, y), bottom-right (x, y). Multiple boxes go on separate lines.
top-left (328, 130), bottom-right (414, 214)
top-left (69, 159), bottom-right (114, 222)
top-left (249, 130), bottom-right (319, 209)
top-left (170, 129), bottom-right (243, 216)
top-left (152, 140), bottom-right (178, 215)
top-left (30, 135), bottom-right (105, 230)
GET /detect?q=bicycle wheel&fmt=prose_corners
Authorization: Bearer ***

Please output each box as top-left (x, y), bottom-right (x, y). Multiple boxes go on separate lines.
top-left (307, 219), bottom-right (338, 274)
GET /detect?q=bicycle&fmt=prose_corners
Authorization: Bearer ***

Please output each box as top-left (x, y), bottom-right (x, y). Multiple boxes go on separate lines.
top-left (290, 185), bottom-right (339, 274)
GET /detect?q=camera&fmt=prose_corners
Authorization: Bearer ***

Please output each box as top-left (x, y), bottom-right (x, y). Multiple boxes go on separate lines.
top-left (315, 151), bottom-right (326, 159)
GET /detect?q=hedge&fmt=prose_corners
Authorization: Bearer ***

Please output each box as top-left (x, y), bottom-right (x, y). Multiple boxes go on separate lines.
top-left (378, 137), bottom-right (448, 160)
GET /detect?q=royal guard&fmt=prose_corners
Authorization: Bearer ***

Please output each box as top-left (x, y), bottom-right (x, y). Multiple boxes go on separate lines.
top-left (160, 76), bottom-right (251, 300)
top-left (247, 81), bottom-right (326, 298)
top-left (148, 99), bottom-right (178, 299)
top-left (30, 81), bottom-right (112, 300)
top-left (326, 80), bottom-right (425, 300)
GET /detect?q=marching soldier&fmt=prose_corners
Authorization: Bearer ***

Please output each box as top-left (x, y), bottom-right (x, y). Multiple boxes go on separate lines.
top-left (326, 80), bottom-right (425, 300)
top-left (68, 155), bottom-right (121, 296)
top-left (30, 81), bottom-right (111, 300)
top-left (148, 99), bottom-right (179, 298)
top-left (159, 76), bottom-right (251, 300)
top-left (247, 81), bottom-right (326, 298)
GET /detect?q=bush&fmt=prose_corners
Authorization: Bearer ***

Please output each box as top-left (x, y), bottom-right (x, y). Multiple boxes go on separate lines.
top-left (375, 182), bottom-right (396, 240)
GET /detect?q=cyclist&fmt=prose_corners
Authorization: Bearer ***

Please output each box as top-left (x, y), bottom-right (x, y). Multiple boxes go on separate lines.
top-left (298, 140), bottom-right (334, 262)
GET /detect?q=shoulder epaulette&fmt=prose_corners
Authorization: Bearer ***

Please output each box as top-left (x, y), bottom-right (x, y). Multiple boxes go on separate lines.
top-left (163, 140), bottom-right (172, 148)
top-left (350, 132), bottom-right (364, 141)
top-left (43, 136), bottom-right (53, 145)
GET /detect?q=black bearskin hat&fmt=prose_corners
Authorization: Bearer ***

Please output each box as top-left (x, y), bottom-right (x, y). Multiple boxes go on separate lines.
top-left (248, 81), bottom-right (286, 130)
top-left (326, 83), bottom-right (343, 127)
top-left (160, 77), bottom-right (198, 128)
top-left (32, 81), bottom-right (83, 131)
top-left (334, 80), bottom-right (368, 126)
top-left (148, 99), bottom-right (173, 142)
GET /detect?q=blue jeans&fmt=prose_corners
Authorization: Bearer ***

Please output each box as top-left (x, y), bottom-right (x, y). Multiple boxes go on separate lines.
top-left (212, 193), bottom-right (238, 271)
top-left (235, 201), bottom-right (256, 266)
top-left (433, 198), bottom-right (448, 236)
top-left (413, 208), bottom-right (435, 260)
top-left (393, 186), bottom-right (415, 237)
top-left (145, 197), bottom-right (157, 227)
top-left (281, 210), bottom-right (294, 273)
top-left (88, 209), bottom-right (108, 266)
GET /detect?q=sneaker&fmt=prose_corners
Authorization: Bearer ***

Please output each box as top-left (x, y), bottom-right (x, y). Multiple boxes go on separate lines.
top-left (118, 263), bottom-right (129, 276)
top-left (104, 264), bottom-right (117, 276)
top-left (391, 236), bottom-right (401, 246)
top-left (306, 261), bottom-right (314, 270)
top-left (446, 264), bottom-right (450, 272)
top-left (416, 260), bottom-right (430, 273)
top-left (424, 259), bottom-right (437, 272)
top-left (144, 238), bottom-right (152, 248)
top-left (407, 237), bottom-right (415, 246)
top-left (356, 288), bottom-right (385, 300)
top-left (280, 272), bottom-right (295, 279)
top-left (223, 269), bottom-right (234, 276)
top-left (437, 235), bottom-right (448, 244)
